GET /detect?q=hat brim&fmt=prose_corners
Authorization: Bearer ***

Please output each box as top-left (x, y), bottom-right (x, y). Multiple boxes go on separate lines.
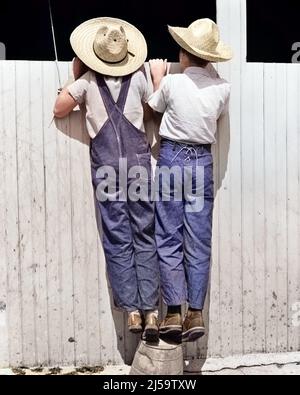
top-left (70, 17), bottom-right (148, 77)
top-left (168, 25), bottom-right (233, 63)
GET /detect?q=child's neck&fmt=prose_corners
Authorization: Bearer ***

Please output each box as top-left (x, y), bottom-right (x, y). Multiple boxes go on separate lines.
top-left (182, 63), bottom-right (207, 71)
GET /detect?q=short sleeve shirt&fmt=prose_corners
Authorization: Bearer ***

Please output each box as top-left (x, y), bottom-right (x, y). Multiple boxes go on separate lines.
top-left (67, 70), bottom-right (151, 139)
top-left (148, 65), bottom-right (231, 145)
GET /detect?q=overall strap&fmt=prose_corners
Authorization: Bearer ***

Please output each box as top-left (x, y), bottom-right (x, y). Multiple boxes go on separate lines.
top-left (96, 73), bottom-right (132, 115)
top-left (116, 74), bottom-right (132, 113)
top-left (95, 73), bottom-right (117, 114)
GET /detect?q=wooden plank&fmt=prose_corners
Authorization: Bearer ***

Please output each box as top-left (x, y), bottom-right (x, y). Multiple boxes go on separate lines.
top-left (264, 64), bottom-right (278, 353)
top-left (227, 0), bottom-right (243, 357)
top-left (80, 110), bottom-right (103, 366)
top-left (252, 64), bottom-right (266, 354)
top-left (217, 0), bottom-right (243, 357)
top-left (240, 61), bottom-right (256, 355)
top-left (18, 60), bottom-right (38, 365)
top-left (43, 61), bottom-right (62, 365)
top-left (0, 61), bottom-right (9, 368)
top-left (207, 142), bottom-right (222, 358)
top-left (275, 64), bottom-right (288, 353)
top-left (54, 62), bottom-right (76, 366)
top-left (286, 64), bottom-right (300, 352)
top-left (15, 61), bottom-right (37, 366)
top-left (215, 0), bottom-right (233, 359)
top-left (69, 105), bottom-right (88, 366)
top-left (28, 61), bottom-right (49, 366)
top-left (217, 119), bottom-right (232, 358)
top-left (2, 61), bottom-right (23, 366)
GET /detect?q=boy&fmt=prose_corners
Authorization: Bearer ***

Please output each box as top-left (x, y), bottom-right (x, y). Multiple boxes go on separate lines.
top-left (148, 18), bottom-right (233, 342)
top-left (54, 17), bottom-right (159, 342)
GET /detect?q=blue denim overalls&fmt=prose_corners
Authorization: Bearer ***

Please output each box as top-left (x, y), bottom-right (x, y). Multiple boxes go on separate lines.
top-left (90, 72), bottom-right (159, 313)
top-left (155, 139), bottom-right (214, 310)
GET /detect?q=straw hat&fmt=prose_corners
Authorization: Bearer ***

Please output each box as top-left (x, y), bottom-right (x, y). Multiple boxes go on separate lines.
top-left (168, 18), bottom-right (233, 62)
top-left (70, 17), bottom-right (147, 77)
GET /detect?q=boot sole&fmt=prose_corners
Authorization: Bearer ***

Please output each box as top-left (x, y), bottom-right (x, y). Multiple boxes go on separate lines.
top-left (159, 326), bottom-right (183, 343)
top-left (159, 325), bottom-right (182, 334)
top-left (182, 327), bottom-right (205, 342)
top-left (129, 326), bottom-right (143, 334)
top-left (144, 327), bottom-right (159, 343)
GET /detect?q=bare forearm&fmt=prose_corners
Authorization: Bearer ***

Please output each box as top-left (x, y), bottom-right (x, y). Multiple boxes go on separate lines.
top-left (152, 77), bottom-right (163, 92)
top-left (53, 89), bottom-right (77, 118)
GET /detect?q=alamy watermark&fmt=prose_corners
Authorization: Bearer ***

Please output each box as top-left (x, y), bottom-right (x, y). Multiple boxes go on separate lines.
top-left (0, 42), bottom-right (6, 60)
top-left (94, 159), bottom-right (205, 213)
top-left (291, 42), bottom-right (300, 63)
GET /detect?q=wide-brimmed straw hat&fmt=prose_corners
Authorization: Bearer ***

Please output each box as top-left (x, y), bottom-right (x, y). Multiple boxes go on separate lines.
top-left (70, 17), bottom-right (147, 77)
top-left (168, 18), bottom-right (233, 62)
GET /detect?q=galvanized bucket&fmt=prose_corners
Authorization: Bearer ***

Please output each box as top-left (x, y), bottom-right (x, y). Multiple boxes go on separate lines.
top-left (130, 339), bottom-right (183, 375)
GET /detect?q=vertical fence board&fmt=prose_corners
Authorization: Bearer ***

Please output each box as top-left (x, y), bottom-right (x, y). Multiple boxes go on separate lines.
top-left (3, 61), bottom-right (23, 366)
top-left (241, 62), bottom-right (256, 355)
top-left (287, 65), bottom-right (300, 352)
top-left (43, 61), bottom-right (62, 365)
top-left (29, 61), bottom-right (49, 366)
top-left (16, 61), bottom-right (38, 366)
top-left (0, 61), bottom-right (9, 368)
top-left (69, 112), bottom-right (88, 366)
top-left (252, 64), bottom-right (266, 354)
top-left (55, 63), bottom-right (76, 366)
top-left (264, 64), bottom-right (278, 353)
top-left (275, 65), bottom-right (288, 353)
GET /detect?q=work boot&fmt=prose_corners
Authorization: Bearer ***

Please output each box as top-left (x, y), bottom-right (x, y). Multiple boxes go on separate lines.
top-left (159, 313), bottom-right (182, 342)
top-left (128, 311), bottom-right (143, 334)
top-left (143, 312), bottom-right (159, 343)
top-left (182, 310), bottom-right (205, 342)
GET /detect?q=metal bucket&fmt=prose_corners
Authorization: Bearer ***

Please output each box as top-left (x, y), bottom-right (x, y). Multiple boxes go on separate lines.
top-left (130, 340), bottom-right (183, 375)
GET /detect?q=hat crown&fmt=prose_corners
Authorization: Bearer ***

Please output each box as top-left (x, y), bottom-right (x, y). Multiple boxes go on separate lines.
top-left (168, 17), bottom-right (233, 62)
top-left (94, 25), bottom-right (128, 63)
top-left (188, 18), bottom-right (220, 51)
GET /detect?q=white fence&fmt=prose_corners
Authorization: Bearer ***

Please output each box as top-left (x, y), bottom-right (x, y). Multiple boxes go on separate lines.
top-left (0, 0), bottom-right (300, 369)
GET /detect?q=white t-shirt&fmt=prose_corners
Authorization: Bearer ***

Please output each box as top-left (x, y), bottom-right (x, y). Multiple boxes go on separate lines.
top-left (67, 70), bottom-right (151, 139)
top-left (148, 66), bottom-right (231, 145)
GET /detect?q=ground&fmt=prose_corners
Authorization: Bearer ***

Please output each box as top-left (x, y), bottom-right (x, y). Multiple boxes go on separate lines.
top-left (1, 363), bottom-right (300, 375)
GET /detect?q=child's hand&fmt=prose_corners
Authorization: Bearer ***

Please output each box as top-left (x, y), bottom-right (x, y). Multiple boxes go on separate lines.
top-left (149, 59), bottom-right (169, 80)
top-left (149, 59), bottom-right (170, 91)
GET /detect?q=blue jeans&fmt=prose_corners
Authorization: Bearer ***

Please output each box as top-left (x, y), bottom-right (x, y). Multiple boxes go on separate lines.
top-left (155, 139), bottom-right (214, 310)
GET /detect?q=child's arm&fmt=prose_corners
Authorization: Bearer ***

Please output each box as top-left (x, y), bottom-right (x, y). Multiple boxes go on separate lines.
top-left (53, 58), bottom-right (89, 119)
top-left (149, 59), bottom-right (169, 91)
top-left (53, 90), bottom-right (78, 119)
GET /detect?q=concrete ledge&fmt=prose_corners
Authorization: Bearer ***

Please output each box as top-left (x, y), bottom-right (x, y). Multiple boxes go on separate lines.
top-left (2, 352), bottom-right (300, 375)
top-left (185, 352), bottom-right (300, 373)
